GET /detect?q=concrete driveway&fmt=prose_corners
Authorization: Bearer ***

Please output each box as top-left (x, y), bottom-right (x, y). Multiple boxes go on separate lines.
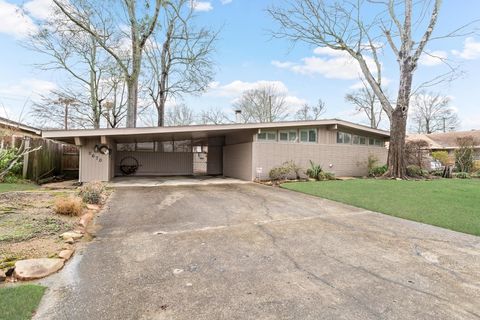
top-left (36, 184), bottom-right (480, 320)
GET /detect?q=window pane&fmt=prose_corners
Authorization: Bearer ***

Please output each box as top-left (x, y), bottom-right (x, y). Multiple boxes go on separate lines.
top-left (174, 140), bottom-right (192, 152)
top-left (289, 131), bottom-right (297, 141)
top-left (374, 139), bottom-right (383, 147)
top-left (279, 132), bottom-right (288, 141)
top-left (257, 133), bottom-right (267, 140)
top-left (117, 143), bottom-right (135, 151)
top-left (369, 138), bottom-right (375, 145)
top-left (352, 135), bottom-right (360, 144)
top-left (344, 133), bottom-right (351, 144)
top-left (136, 142), bottom-right (154, 151)
top-left (308, 129), bottom-right (316, 142)
top-left (160, 141), bottom-right (173, 152)
top-left (359, 136), bottom-right (366, 145)
top-left (300, 130), bottom-right (308, 142)
top-left (337, 132), bottom-right (343, 143)
top-left (267, 132), bottom-right (276, 140)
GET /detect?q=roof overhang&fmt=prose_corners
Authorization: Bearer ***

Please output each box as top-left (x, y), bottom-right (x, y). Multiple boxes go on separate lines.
top-left (42, 119), bottom-right (390, 144)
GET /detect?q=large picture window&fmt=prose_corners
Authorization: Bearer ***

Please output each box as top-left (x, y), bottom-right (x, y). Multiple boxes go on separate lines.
top-left (300, 129), bottom-right (317, 143)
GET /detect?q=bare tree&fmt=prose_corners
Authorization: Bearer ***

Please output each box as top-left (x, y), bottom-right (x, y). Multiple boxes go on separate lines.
top-left (345, 80), bottom-right (385, 129)
top-left (295, 99), bottom-right (326, 121)
top-left (234, 84), bottom-right (289, 123)
top-left (200, 107), bottom-right (231, 124)
top-left (26, 9), bottom-right (116, 129)
top-left (410, 92), bottom-right (460, 133)
top-left (31, 91), bottom-right (84, 129)
top-left (145, 0), bottom-right (217, 126)
top-left (165, 103), bottom-right (195, 126)
top-left (269, 0), bottom-right (445, 178)
top-left (52, 0), bottom-right (163, 128)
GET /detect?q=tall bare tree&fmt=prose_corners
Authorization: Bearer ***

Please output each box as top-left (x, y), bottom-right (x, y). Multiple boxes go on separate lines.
top-left (234, 84), bottom-right (289, 123)
top-left (345, 81), bottom-right (385, 129)
top-left (269, 0), bottom-right (444, 177)
top-left (410, 92), bottom-right (460, 133)
top-left (32, 91), bottom-right (83, 129)
top-left (52, 0), bottom-right (164, 128)
top-left (165, 103), bottom-right (195, 126)
top-left (295, 99), bottom-right (326, 121)
top-left (26, 9), bottom-right (115, 129)
top-left (145, 0), bottom-right (217, 126)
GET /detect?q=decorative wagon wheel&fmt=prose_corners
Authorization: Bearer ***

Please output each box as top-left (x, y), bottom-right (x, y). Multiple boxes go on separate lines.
top-left (119, 156), bottom-right (139, 175)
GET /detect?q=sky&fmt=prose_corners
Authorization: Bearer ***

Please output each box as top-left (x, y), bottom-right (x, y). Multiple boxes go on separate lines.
top-left (1, 0), bottom-right (480, 131)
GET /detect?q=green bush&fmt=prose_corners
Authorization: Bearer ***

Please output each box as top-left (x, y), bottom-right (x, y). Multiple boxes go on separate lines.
top-left (369, 164), bottom-right (387, 177)
top-left (318, 171), bottom-right (336, 181)
top-left (407, 165), bottom-right (424, 177)
top-left (0, 148), bottom-right (22, 177)
top-left (454, 172), bottom-right (471, 179)
top-left (79, 181), bottom-right (106, 204)
top-left (473, 171), bottom-right (480, 178)
top-left (455, 137), bottom-right (475, 172)
top-left (305, 160), bottom-right (323, 180)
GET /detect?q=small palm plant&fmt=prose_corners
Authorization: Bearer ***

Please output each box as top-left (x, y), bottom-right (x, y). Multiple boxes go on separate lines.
top-left (305, 160), bottom-right (323, 180)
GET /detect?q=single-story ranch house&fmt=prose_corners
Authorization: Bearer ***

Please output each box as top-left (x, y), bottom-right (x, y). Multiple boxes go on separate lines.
top-left (42, 119), bottom-right (390, 182)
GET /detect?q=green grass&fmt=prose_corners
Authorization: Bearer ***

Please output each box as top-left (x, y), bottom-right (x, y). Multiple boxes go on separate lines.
top-left (282, 179), bottom-right (480, 236)
top-left (0, 285), bottom-right (46, 320)
top-left (0, 183), bottom-right (38, 193)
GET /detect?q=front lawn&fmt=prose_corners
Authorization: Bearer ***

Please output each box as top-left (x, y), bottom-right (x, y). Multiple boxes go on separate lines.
top-left (282, 179), bottom-right (480, 236)
top-left (0, 183), bottom-right (38, 193)
top-left (0, 285), bottom-right (46, 320)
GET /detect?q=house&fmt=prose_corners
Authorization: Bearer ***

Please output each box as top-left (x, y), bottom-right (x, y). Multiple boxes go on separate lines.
top-left (42, 119), bottom-right (390, 182)
top-left (0, 117), bottom-right (42, 149)
top-left (407, 130), bottom-right (480, 160)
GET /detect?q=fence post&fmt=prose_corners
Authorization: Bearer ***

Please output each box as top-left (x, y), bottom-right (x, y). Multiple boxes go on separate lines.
top-left (22, 137), bottom-right (31, 179)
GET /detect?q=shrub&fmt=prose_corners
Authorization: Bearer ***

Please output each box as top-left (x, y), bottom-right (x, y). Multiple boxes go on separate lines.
top-left (306, 160), bottom-right (323, 180)
top-left (473, 171), bottom-right (480, 178)
top-left (405, 140), bottom-right (429, 168)
top-left (0, 148), bottom-right (23, 178)
top-left (454, 172), bottom-right (471, 179)
top-left (455, 136), bottom-right (475, 172)
top-left (367, 154), bottom-right (379, 173)
top-left (318, 171), bottom-right (336, 181)
top-left (54, 197), bottom-right (83, 216)
top-left (268, 161), bottom-right (302, 181)
top-left (431, 151), bottom-right (449, 166)
top-left (406, 165), bottom-right (424, 177)
top-left (369, 164), bottom-right (387, 177)
top-left (79, 181), bottom-right (106, 204)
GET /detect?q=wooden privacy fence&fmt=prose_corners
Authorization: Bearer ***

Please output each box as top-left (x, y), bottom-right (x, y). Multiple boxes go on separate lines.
top-left (23, 138), bottom-right (79, 183)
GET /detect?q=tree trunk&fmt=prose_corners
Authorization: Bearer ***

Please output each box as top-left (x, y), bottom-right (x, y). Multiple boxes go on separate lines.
top-left (387, 108), bottom-right (408, 178)
top-left (126, 77), bottom-right (138, 128)
top-left (157, 91), bottom-right (166, 127)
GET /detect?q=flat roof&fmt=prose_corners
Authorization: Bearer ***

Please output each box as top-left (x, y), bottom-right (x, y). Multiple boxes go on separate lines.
top-left (42, 119), bottom-right (390, 144)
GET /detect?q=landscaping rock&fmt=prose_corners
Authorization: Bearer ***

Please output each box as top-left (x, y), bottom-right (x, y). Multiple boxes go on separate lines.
top-left (58, 249), bottom-right (74, 260)
top-left (14, 258), bottom-right (64, 280)
top-left (86, 204), bottom-right (100, 211)
top-left (62, 243), bottom-right (74, 250)
top-left (79, 212), bottom-right (94, 228)
top-left (61, 231), bottom-right (83, 240)
top-left (64, 238), bottom-right (75, 244)
top-left (0, 269), bottom-right (6, 282)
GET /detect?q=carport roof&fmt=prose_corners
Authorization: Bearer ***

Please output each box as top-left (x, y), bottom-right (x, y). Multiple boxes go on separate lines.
top-left (42, 119), bottom-right (390, 144)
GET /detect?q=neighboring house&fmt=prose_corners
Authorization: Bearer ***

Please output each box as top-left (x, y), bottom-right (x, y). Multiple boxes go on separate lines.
top-left (42, 119), bottom-right (390, 182)
top-left (0, 117), bottom-right (42, 148)
top-left (407, 130), bottom-right (480, 161)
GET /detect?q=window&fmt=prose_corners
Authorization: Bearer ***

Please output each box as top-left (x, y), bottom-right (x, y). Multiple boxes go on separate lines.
top-left (300, 129), bottom-right (317, 143)
top-left (337, 132), bottom-right (352, 144)
top-left (374, 139), bottom-right (383, 147)
top-left (369, 138), bottom-right (375, 145)
top-left (279, 130), bottom-right (297, 142)
top-left (117, 143), bottom-right (135, 151)
top-left (352, 135), bottom-right (367, 145)
top-left (136, 142), bottom-right (154, 151)
top-left (257, 131), bottom-right (277, 141)
top-left (174, 140), bottom-right (192, 152)
top-left (159, 141), bottom-right (174, 152)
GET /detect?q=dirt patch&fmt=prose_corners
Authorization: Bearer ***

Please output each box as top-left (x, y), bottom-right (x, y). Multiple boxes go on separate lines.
top-left (0, 190), bottom-right (78, 269)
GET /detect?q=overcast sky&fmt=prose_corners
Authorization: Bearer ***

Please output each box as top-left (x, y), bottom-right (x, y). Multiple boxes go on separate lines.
top-left (1, 0), bottom-right (480, 131)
